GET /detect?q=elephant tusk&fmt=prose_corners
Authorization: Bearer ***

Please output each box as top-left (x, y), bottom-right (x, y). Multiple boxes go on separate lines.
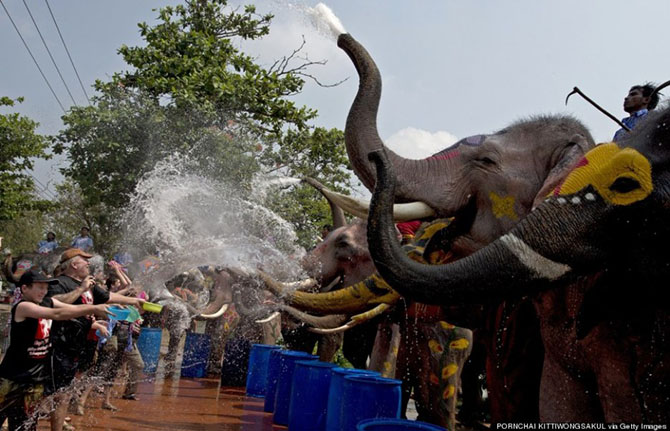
top-left (308, 303), bottom-right (391, 334)
top-left (320, 276), bottom-right (341, 293)
top-left (199, 303), bottom-right (229, 319)
top-left (285, 278), bottom-right (318, 292)
top-left (255, 311), bottom-right (281, 324)
top-left (315, 186), bottom-right (435, 222)
top-left (309, 324), bottom-right (352, 335)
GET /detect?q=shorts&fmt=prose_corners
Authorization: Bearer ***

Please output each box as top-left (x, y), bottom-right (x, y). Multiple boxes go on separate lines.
top-left (0, 377), bottom-right (44, 431)
top-left (49, 350), bottom-right (78, 393)
top-left (78, 339), bottom-right (98, 372)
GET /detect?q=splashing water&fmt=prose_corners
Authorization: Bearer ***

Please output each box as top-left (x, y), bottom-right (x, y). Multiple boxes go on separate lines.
top-left (120, 155), bottom-right (306, 307)
top-left (306, 3), bottom-right (347, 39)
top-left (251, 175), bottom-right (302, 203)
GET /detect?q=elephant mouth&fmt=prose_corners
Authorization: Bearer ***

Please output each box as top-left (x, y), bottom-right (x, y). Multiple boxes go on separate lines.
top-left (427, 197), bottom-right (478, 261)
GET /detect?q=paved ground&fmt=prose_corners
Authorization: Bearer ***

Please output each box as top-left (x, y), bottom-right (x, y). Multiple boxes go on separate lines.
top-left (34, 377), bottom-right (279, 431)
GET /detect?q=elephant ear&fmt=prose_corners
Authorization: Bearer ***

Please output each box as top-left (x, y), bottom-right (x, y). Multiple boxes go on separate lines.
top-left (532, 134), bottom-right (591, 209)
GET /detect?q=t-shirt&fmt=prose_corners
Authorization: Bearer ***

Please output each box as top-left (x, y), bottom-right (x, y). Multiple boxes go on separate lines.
top-left (0, 298), bottom-right (54, 383)
top-left (71, 236), bottom-right (94, 251)
top-left (46, 275), bottom-right (109, 357)
top-left (37, 240), bottom-right (59, 254)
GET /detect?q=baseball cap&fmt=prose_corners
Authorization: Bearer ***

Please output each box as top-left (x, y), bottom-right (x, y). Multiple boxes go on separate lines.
top-left (19, 270), bottom-right (59, 286)
top-left (59, 248), bottom-right (93, 264)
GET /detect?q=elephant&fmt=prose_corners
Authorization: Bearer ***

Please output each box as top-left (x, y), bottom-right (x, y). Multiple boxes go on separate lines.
top-left (2, 247), bottom-right (68, 282)
top-left (264, 216), bottom-right (474, 429)
top-left (272, 32), bottom-right (597, 423)
top-left (364, 98), bottom-right (670, 422)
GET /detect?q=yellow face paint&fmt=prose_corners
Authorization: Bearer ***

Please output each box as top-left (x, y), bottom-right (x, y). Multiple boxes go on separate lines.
top-left (553, 142), bottom-right (653, 206)
top-left (490, 192), bottom-right (518, 221)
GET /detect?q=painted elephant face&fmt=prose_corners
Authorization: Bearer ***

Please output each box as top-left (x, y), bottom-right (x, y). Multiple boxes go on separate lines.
top-left (337, 33), bottom-right (595, 258)
top-left (365, 103), bottom-right (670, 306)
top-left (301, 219), bottom-right (376, 289)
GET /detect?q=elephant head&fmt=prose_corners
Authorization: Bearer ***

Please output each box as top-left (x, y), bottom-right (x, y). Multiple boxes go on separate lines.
top-left (338, 33), bottom-right (594, 249)
top-left (270, 34), bottom-right (596, 316)
top-left (366, 105), bottom-right (670, 422)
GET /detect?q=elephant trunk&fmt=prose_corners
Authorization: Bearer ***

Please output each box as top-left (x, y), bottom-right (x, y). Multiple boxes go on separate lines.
top-left (337, 34), bottom-right (422, 202)
top-left (367, 149), bottom-right (582, 304)
top-left (3, 254), bottom-right (20, 284)
top-left (338, 34), bottom-right (467, 213)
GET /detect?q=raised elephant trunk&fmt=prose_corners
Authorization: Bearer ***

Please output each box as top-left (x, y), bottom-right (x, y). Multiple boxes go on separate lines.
top-left (366, 149), bottom-right (596, 304)
top-left (338, 34), bottom-right (467, 213)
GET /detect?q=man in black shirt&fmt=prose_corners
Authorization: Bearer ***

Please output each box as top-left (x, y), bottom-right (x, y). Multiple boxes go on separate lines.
top-left (0, 270), bottom-right (110, 431)
top-left (47, 249), bottom-right (144, 431)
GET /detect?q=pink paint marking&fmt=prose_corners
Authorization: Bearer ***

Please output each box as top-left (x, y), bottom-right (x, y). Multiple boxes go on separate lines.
top-left (428, 150), bottom-right (460, 161)
top-left (552, 157), bottom-right (590, 196)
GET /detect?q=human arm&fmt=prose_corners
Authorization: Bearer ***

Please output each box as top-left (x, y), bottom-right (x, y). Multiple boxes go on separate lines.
top-left (15, 300), bottom-right (111, 322)
top-left (91, 320), bottom-right (110, 338)
top-left (50, 276), bottom-right (95, 304)
top-left (108, 291), bottom-right (145, 309)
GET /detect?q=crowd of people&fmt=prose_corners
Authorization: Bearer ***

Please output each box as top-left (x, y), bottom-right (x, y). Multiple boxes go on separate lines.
top-left (0, 239), bottom-right (147, 431)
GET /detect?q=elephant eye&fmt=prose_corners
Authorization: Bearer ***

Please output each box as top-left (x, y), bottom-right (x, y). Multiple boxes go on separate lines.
top-left (476, 156), bottom-right (496, 166)
top-left (609, 176), bottom-right (641, 193)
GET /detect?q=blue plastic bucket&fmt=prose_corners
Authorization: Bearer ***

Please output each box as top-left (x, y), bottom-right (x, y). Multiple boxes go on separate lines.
top-left (272, 351), bottom-right (318, 425)
top-left (136, 328), bottom-right (162, 374)
top-left (325, 368), bottom-right (380, 431)
top-left (263, 348), bottom-right (285, 413)
top-left (288, 361), bottom-right (339, 431)
top-left (340, 375), bottom-right (402, 431)
top-left (245, 344), bottom-right (281, 397)
top-left (181, 332), bottom-right (211, 378)
top-left (357, 418), bottom-right (447, 431)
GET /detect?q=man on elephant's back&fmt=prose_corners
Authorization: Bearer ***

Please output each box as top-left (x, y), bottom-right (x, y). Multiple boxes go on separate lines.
top-left (613, 83), bottom-right (661, 142)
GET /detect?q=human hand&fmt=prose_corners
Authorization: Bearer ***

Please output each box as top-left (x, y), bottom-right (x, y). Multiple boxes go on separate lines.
top-left (81, 276), bottom-right (96, 291)
top-left (92, 320), bottom-right (110, 338)
top-left (94, 304), bottom-right (113, 319)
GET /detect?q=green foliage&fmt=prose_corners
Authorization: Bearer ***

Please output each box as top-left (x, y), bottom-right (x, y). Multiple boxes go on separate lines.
top-left (0, 97), bottom-right (51, 220)
top-left (0, 211), bottom-right (46, 255)
top-left (55, 0), bottom-right (353, 251)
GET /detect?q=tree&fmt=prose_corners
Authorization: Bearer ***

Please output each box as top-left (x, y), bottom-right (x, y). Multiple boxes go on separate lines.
top-left (55, 0), bottom-right (353, 250)
top-left (0, 97), bottom-right (51, 221)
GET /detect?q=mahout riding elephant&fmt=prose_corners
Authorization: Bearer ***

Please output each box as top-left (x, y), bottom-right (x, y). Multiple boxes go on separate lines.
top-left (364, 100), bottom-right (670, 422)
top-left (280, 32), bottom-right (596, 423)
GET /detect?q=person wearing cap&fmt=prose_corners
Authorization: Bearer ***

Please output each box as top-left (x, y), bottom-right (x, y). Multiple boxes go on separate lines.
top-left (70, 227), bottom-right (93, 252)
top-left (47, 249), bottom-right (145, 431)
top-left (0, 271), bottom-right (111, 431)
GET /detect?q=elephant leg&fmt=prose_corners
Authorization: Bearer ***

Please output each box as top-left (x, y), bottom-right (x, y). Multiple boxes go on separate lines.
top-left (282, 325), bottom-right (319, 354)
top-left (205, 318), bottom-right (226, 374)
top-left (260, 312), bottom-right (282, 345)
top-left (587, 328), bottom-right (643, 422)
top-left (317, 333), bottom-right (343, 362)
top-left (342, 318), bottom-right (379, 369)
top-left (394, 327), bottom-right (414, 420)
top-left (485, 300), bottom-right (544, 422)
top-left (410, 322), bottom-right (473, 430)
top-left (458, 335), bottom-right (487, 425)
top-left (369, 320), bottom-right (400, 376)
top-left (539, 354), bottom-right (603, 422)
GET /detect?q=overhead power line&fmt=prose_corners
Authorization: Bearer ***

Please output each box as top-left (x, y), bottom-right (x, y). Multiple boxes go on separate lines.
top-left (43, 0), bottom-right (90, 103)
top-left (22, 0), bottom-right (78, 106)
top-left (0, 0), bottom-right (66, 113)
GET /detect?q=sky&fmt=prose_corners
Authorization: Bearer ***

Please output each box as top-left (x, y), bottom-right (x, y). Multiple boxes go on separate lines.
top-left (2, 0), bottom-right (670, 199)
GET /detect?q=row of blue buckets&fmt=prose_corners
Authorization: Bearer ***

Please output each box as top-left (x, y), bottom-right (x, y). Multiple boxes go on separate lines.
top-left (136, 328), bottom-right (210, 378)
top-left (245, 344), bottom-right (447, 431)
